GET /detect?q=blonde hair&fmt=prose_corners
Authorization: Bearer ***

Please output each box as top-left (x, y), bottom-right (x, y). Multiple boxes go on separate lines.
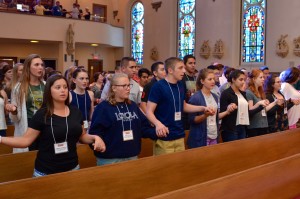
top-left (11, 63), bottom-right (23, 90)
top-left (107, 73), bottom-right (131, 106)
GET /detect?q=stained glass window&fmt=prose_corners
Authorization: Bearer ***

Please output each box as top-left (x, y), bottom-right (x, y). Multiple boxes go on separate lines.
top-left (131, 2), bottom-right (144, 65)
top-left (241, 0), bottom-right (266, 63)
top-left (178, 0), bottom-right (195, 59)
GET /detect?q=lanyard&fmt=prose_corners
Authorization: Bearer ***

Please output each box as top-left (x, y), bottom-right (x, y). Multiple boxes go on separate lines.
top-left (116, 103), bottom-right (132, 132)
top-left (166, 79), bottom-right (181, 113)
top-left (50, 106), bottom-right (68, 144)
top-left (75, 91), bottom-right (88, 120)
top-left (29, 84), bottom-right (43, 112)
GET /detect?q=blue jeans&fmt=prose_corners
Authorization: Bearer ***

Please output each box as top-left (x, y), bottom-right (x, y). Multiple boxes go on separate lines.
top-left (33, 165), bottom-right (80, 177)
top-left (0, 129), bottom-right (6, 136)
top-left (96, 156), bottom-right (138, 166)
top-left (222, 125), bottom-right (246, 142)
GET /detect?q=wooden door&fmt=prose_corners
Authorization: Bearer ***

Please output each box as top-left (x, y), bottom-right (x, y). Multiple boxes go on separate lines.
top-left (88, 59), bottom-right (103, 83)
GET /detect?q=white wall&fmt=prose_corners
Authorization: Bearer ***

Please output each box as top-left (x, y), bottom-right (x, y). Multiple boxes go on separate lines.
top-left (120, 0), bottom-right (300, 72)
top-left (265, 0), bottom-right (300, 71)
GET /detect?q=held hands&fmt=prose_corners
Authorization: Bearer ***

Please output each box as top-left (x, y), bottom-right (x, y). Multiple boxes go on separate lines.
top-left (226, 103), bottom-right (237, 114)
top-left (291, 98), bottom-right (300, 105)
top-left (93, 136), bottom-right (106, 152)
top-left (155, 121), bottom-right (169, 138)
top-left (204, 107), bottom-right (216, 117)
top-left (258, 99), bottom-right (269, 107)
top-left (5, 104), bottom-right (17, 114)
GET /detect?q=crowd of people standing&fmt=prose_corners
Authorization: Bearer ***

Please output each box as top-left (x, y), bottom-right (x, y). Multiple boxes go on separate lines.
top-left (0, 53), bottom-right (300, 177)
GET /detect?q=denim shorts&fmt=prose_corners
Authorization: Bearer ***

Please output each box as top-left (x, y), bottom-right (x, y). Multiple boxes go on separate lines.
top-left (33, 164), bottom-right (80, 177)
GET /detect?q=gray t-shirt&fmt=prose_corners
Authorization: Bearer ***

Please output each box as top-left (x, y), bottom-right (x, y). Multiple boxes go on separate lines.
top-left (246, 89), bottom-right (268, 129)
top-left (130, 79), bottom-right (141, 104)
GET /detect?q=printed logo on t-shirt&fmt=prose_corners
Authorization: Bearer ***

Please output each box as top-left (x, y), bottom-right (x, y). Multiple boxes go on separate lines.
top-left (115, 111), bottom-right (139, 121)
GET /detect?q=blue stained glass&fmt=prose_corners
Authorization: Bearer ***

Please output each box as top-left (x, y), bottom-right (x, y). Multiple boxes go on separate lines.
top-left (178, 0), bottom-right (195, 59)
top-left (131, 2), bottom-right (144, 65)
top-left (242, 0), bottom-right (266, 63)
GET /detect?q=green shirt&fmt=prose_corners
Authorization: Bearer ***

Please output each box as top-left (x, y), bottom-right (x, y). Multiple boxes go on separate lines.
top-left (26, 83), bottom-right (45, 119)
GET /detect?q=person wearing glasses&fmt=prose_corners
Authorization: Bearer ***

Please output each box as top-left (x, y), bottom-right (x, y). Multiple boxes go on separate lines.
top-left (120, 57), bottom-right (141, 104)
top-left (264, 74), bottom-right (294, 133)
top-left (5, 54), bottom-right (45, 152)
top-left (89, 73), bottom-right (156, 166)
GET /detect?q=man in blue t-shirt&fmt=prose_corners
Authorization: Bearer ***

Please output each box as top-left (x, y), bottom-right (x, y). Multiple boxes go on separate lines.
top-left (146, 57), bottom-right (213, 156)
top-left (52, 1), bottom-right (63, 16)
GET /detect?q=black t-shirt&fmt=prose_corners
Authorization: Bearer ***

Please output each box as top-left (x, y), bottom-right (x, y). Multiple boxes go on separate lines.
top-left (29, 106), bottom-right (83, 174)
top-left (141, 78), bottom-right (157, 103)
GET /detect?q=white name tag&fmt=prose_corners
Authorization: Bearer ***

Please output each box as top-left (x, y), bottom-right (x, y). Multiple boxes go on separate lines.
top-left (123, 130), bottom-right (133, 141)
top-left (261, 109), bottom-right (266, 117)
top-left (175, 112), bottom-right (181, 121)
top-left (208, 116), bottom-right (216, 126)
top-left (83, 120), bottom-right (89, 129)
top-left (54, 142), bottom-right (68, 154)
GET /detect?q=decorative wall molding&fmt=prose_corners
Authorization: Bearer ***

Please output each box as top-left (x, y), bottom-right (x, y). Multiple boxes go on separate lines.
top-left (276, 34), bottom-right (289, 58)
top-left (150, 46), bottom-right (159, 61)
top-left (293, 36), bottom-right (300, 57)
top-left (212, 39), bottom-right (224, 59)
top-left (151, 2), bottom-right (162, 12)
top-left (199, 40), bottom-right (210, 59)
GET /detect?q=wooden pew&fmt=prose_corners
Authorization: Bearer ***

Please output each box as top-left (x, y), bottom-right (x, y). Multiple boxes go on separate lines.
top-left (0, 125), bottom-right (14, 154)
top-left (150, 153), bottom-right (300, 199)
top-left (0, 131), bottom-right (185, 183)
top-left (0, 144), bottom-right (96, 183)
top-left (0, 129), bottom-right (300, 198)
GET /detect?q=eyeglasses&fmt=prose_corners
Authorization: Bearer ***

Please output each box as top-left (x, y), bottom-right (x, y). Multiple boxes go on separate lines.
top-left (114, 84), bottom-right (133, 89)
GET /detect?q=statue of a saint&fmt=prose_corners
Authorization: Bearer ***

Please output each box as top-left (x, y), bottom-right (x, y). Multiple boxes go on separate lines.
top-left (66, 24), bottom-right (75, 55)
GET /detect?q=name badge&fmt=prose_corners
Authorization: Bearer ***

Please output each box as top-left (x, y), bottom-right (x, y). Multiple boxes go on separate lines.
top-left (54, 142), bottom-right (68, 154)
top-left (175, 112), bottom-right (181, 121)
top-left (123, 130), bottom-right (134, 141)
top-left (239, 112), bottom-right (245, 122)
top-left (284, 107), bottom-right (288, 114)
top-left (208, 116), bottom-right (215, 126)
top-left (261, 109), bottom-right (266, 117)
top-left (83, 120), bottom-right (89, 129)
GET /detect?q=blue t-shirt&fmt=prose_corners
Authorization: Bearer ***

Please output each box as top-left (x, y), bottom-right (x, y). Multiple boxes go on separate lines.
top-left (70, 90), bottom-right (91, 121)
top-left (148, 79), bottom-right (185, 141)
top-left (52, 5), bottom-right (62, 16)
top-left (89, 101), bottom-right (156, 159)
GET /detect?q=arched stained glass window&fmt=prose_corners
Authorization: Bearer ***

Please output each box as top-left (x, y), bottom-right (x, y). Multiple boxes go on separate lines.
top-left (178, 0), bottom-right (195, 59)
top-left (241, 0), bottom-right (266, 63)
top-left (131, 2), bottom-right (144, 65)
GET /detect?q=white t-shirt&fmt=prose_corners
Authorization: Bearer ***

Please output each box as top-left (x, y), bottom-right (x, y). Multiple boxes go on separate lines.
top-left (203, 94), bottom-right (218, 139)
top-left (236, 93), bottom-right (250, 125)
top-left (0, 97), bottom-right (7, 130)
top-left (130, 79), bottom-right (141, 104)
top-left (280, 82), bottom-right (300, 126)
